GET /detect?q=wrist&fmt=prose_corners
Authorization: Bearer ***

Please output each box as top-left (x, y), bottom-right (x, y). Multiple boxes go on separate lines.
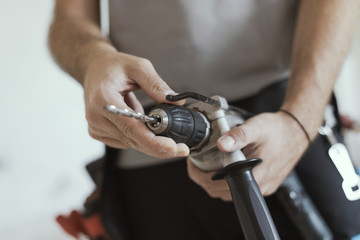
top-left (278, 109), bottom-right (311, 146)
top-left (80, 41), bottom-right (117, 84)
top-left (280, 101), bottom-right (324, 140)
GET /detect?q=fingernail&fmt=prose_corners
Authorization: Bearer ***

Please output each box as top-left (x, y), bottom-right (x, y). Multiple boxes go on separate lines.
top-left (164, 90), bottom-right (176, 96)
top-left (218, 136), bottom-right (235, 150)
top-left (176, 144), bottom-right (190, 157)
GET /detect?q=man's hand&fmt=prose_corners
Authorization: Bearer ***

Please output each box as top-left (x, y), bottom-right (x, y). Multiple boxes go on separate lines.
top-left (49, 0), bottom-right (189, 159)
top-left (187, 158), bottom-right (232, 201)
top-left (186, 0), bottom-right (360, 201)
top-left (187, 111), bottom-right (309, 199)
top-left (83, 50), bottom-right (189, 158)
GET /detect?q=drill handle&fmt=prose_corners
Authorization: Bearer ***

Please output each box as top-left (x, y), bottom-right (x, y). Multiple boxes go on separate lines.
top-left (213, 159), bottom-right (280, 240)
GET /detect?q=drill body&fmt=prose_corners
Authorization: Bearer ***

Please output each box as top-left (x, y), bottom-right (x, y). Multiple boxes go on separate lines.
top-left (147, 95), bottom-right (248, 171)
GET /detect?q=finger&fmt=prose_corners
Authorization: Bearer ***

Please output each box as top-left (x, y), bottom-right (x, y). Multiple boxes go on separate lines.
top-left (137, 135), bottom-right (189, 158)
top-left (101, 90), bottom-right (189, 158)
top-left (89, 130), bottom-right (128, 149)
top-left (187, 159), bottom-right (229, 191)
top-left (88, 104), bottom-right (140, 143)
top-left (90, 118), bottom-right (187, 158)
top-left (252, 164), bottom-right (282, 196)
top-left (88, 120), bottom-right (135, 148)
top-left (187, 160), bottom-right (232, 201)
top-left (98, 137), bottom-right (127, 149)
top-left (129, 58), bottom-right (185, 105)
top-left (87, 109), bottom-right (140, 150)
top-left (219, 192), bottom-right (233, 202)
top-left (89, 123), bottom-right (137, 148)
top-left (207, 189), bottom-right (232, 200)
top-left (106, 113), bottom-right (189, 158)
top-left (88, 116), bottom-right (128, 140)
top-left (259, 182), bottom-right (277, 197)
top-left (217, 119), bottom-right (260, 152)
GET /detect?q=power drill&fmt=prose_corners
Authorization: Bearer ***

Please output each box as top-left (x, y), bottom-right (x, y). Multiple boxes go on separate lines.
top-left (105, 92), bottom-right (333, 240)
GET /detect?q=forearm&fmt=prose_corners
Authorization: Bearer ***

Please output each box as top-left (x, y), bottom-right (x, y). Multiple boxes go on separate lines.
top-left (282, 0), bottom-right (360, 139)
top-left (48, 0), bottom-right (115, 85)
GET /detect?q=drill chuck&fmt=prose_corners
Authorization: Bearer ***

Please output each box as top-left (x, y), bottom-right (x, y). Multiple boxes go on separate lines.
top-left (147, 104), bottom-right (210, 150)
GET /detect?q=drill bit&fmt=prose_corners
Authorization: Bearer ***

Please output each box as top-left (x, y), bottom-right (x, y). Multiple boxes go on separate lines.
top-left (104, 105), bottom-right (159, 125)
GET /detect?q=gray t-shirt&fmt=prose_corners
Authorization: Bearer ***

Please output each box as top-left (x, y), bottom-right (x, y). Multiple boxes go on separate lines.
top-left (108, 0), bottom-right (298, 168)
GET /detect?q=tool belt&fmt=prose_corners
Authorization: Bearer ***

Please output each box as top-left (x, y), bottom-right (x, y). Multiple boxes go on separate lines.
top-left (56, 157), bottom-right (110, 240)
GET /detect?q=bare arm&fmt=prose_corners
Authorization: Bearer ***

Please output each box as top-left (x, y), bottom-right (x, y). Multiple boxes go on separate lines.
top-left (190, 0), bottom-right (360, 199)
top-left (49, 0), bottom-right (104, 83)
top-left (282, 0), bottom-right (360, 138)
top-left (48, 0), bottom-right (189, 158)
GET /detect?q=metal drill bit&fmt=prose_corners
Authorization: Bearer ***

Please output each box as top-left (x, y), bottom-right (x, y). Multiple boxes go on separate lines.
top-left (104, 105), bottom-right (158, 125)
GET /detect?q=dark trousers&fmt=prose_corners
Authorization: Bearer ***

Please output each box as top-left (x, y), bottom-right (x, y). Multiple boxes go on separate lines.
top-left (100, 81), bottom-right (360, 240)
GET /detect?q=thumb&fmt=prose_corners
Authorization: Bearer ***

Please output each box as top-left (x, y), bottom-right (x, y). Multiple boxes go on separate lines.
top-left (217, 123), bottom-right (257, 152)
top-left (133, 59), bottom-right (183, 104)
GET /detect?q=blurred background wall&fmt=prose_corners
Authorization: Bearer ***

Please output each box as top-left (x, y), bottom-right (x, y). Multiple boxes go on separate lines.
top-left (0, 1), bottom-right (359, 240)
top-left (335, 26), bottom-right (360, 168)
top-left (0, 1), bottom-right (104, 239)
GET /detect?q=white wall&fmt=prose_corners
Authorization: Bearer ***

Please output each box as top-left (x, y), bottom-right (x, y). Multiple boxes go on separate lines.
top-left (0, 1), bottom-right (104, 239)
top-left (0, 1), bottom-right (359, 240)
top-left (336, 28), bottom-right (360, 168)
top-left (336, 28), bottom-right (360, 120)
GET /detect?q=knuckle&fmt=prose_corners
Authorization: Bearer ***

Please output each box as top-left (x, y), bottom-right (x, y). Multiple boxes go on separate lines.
top-left (137, 57), bottom-right (153, 70)
top-left (231, 126), bottom-right (248, 143)
top-left (120, 123), bottom-right (136, 139)
top-left (150, 80), bottom-right (166, 93)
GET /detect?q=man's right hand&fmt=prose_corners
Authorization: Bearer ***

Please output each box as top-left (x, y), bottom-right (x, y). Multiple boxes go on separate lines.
top-left (83, 49), bottom-right (189, 158)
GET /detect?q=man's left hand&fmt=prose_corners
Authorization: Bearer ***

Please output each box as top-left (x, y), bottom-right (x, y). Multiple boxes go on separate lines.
top-left (187, 111), bottom-right (309, 200)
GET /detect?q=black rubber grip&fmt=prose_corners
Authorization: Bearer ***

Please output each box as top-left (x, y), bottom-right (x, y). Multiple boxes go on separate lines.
top-left (213, 159), bottom-right (280, 240)
top-left (150, 104), bottom-right (208, 148)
